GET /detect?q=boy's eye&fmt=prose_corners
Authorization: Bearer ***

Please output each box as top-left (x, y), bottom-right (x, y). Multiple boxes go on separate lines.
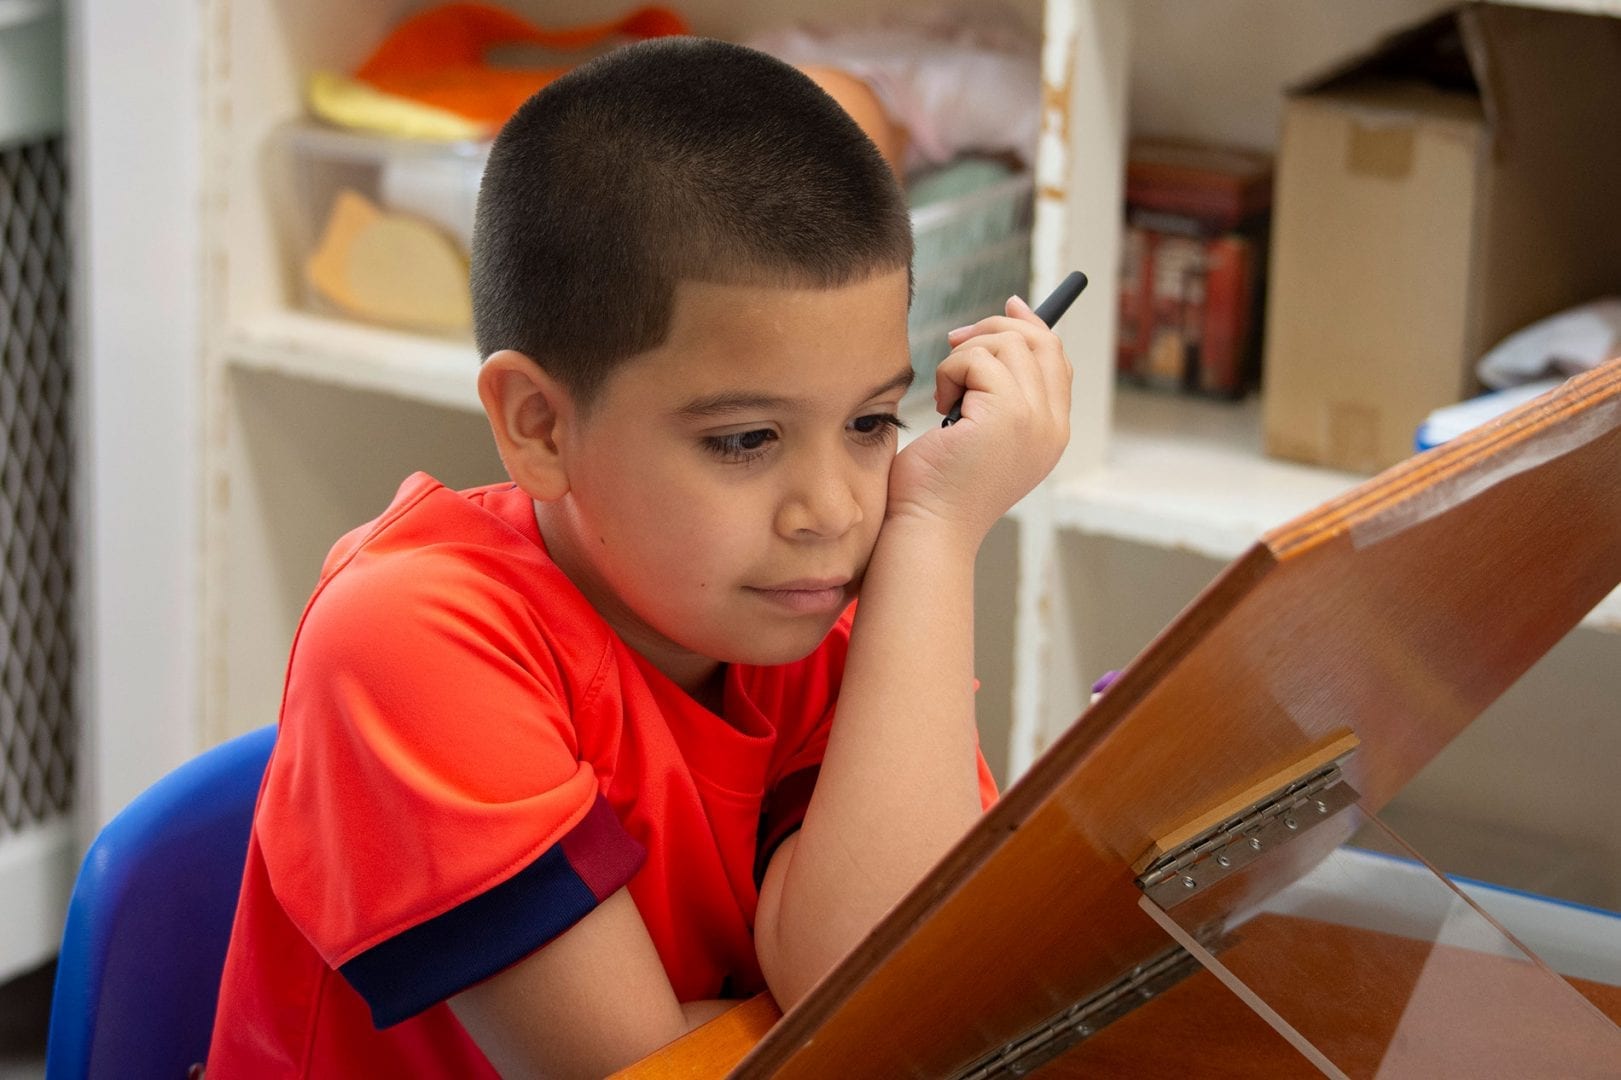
top-left (702, 428), bottom-right (777, 462)
top-left (850, 413), bottom-right (906, 441)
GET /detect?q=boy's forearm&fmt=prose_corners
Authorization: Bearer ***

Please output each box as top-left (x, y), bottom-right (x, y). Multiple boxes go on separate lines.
top-left (679, 999), bottom-right (736, 1029)
top-left (757, 515), bottom-right (985, 1005)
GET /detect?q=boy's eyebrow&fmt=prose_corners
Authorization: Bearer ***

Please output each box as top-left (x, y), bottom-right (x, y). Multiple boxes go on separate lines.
top-left (674, 366), bottom-right (916, 419)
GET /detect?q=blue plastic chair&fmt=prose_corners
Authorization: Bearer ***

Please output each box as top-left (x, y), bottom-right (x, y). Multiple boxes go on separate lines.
top-left (45, 725), bottom-right (275, 1080)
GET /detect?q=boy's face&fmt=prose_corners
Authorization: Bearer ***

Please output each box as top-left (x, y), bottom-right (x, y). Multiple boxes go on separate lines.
top-left (540, 269), bottom-right (913, 686)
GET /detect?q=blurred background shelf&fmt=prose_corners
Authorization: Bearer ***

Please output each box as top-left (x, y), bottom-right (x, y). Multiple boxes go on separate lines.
top-left (1055, 388), bottom-right (1362, 560)
top-left (227, 311), bottom-right (480, 413)
top-left (1057, 388), bottom-right (1621, 633)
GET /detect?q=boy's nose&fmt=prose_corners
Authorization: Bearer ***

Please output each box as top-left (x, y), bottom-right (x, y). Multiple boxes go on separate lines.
top-left (776, 461), bottom-right (864, 540)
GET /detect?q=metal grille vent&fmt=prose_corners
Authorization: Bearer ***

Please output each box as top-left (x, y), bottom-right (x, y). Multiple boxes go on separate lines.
top-left (0, 135), bottom-right (74, 836)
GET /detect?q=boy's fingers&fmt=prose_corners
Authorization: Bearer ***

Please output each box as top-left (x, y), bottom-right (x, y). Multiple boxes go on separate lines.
top-left (1045, 358), bottom-right (1074, 430)
top-left (946, 313), bottom-right (1057, 353)
top-left (1039, 338), bottom-right (1074, 426)
top-left (1005, 294), bottom-right (1042, 325)
top-left (934, 345), bottom-right (1020, 416)
top-left (977, 312), bottom-right (1069, 419)
top-left (943, 324), bottom-right (1057, 409)
top-left (939, 331), bottom-right (1046, 414)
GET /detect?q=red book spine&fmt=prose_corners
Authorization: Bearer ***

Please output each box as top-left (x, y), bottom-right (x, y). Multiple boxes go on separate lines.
top-left (1199, 234), bottom-right (1251, 395)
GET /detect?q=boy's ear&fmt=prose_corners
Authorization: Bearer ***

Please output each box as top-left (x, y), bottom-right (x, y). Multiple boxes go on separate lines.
top-left (478, 350), bottom-right (575, 502)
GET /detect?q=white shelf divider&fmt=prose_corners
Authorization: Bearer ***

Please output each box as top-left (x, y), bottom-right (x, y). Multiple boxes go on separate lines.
top-left (1586, 589), bottom-right (1621, 633)
top-left (1055, 386), bottom-right (1621, 632)
top-left (1053, 387), bottom-right (1363, 559)
top-left (228, 310), bottom-right (483, 413)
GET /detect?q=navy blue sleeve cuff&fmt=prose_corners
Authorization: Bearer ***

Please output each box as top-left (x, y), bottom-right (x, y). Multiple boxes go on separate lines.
top-left (339, 796), bottom-right (645, 1029)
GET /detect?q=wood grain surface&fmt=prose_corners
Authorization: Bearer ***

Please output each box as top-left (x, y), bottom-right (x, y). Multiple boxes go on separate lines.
top-left (612, 995), bottom-right (780, 1079)
top-left (642, 359), bottom-right (1621, 1077)
top-left (1035, 913), bottom-right (1621, 1078)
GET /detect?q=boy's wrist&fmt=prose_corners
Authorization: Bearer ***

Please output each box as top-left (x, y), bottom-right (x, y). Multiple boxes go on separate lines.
top-left (872, 508), bottom-right (984, 567)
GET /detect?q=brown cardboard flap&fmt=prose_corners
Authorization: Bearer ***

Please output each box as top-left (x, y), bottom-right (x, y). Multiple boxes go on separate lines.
top-left (1459, 2), bottom-right (1621, 164)
top-left (1464, 3), bottom-right (1621, 358)
top-left (1292, 7), bottom-right (1476, 100)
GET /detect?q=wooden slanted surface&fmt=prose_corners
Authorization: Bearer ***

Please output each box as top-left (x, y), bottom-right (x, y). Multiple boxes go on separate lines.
top-left (624, 358), bottom-right (1621, 1078)
top-left (1033, 913), bottom-right (1621, 1078)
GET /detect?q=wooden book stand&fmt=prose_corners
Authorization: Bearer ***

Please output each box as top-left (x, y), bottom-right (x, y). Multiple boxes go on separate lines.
top-left (621, 359), bottom-right (1621, 1078)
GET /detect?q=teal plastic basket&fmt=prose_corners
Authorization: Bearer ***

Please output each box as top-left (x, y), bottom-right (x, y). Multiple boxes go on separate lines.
top-left (907, 166), bottom-right (1035, 394)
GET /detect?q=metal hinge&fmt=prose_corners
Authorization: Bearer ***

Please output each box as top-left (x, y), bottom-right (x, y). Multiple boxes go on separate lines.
top-left (1136, 760), bottom-right (1360, 911)
top-left (951, 945), bottom-right (1203, 1080)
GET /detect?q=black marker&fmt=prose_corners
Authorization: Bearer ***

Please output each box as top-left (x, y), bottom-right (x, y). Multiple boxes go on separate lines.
top-left (941, 270), bottom-right (1089, 427)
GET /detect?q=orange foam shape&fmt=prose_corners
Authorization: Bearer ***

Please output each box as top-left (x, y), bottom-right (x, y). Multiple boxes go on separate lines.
top-left (355, 2), bottom-right (689, 130)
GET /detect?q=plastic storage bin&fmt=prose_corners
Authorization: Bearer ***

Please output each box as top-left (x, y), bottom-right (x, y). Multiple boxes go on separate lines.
top-left (270, 124), bottom-right (489, 337)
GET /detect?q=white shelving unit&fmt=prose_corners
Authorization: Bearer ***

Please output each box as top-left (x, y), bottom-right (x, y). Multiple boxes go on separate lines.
top-left (161, 0), bottom-right (1621, 907)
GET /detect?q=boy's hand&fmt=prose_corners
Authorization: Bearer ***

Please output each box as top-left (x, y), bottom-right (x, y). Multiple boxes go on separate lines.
top-left (887, 294), bottom-right (1072, 542)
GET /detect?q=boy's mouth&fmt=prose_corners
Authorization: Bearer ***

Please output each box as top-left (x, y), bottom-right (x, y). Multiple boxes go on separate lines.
top-left (745, 578), bottom-right (850, 615)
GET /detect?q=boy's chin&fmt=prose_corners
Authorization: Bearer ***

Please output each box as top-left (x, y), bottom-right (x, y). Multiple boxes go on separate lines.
top-left (706, 617), bottom-right (843, 668)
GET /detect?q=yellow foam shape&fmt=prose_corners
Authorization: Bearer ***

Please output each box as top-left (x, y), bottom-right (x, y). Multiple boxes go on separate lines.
top-left (306, 189), bottom-right (472, 334)
top-left (306, 70), bottom-right (489, 143)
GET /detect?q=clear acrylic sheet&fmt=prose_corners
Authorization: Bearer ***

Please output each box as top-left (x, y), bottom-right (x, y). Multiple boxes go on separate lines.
top-left (1138, 805), bottom-right (1621, 1079)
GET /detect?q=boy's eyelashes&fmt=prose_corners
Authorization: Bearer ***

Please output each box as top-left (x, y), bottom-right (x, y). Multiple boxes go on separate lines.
top-left (702, 428), bottom-right (779, 462)
top-left (699, 413), bottom-right (907, 464)
top-left (851, 412), bottom-right (907, 439)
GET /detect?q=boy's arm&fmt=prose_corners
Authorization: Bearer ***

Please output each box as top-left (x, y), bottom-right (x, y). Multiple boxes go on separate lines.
top-left (754, 295), bottom-right (1071, 1008)
top-left (449, 888), bottom-right (726, 1078)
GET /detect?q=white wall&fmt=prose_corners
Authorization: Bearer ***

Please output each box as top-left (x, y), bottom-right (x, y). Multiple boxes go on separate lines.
top-left (69, 0), bottom-right (202, 837)
top-left (1127, 0), bottom-right (1453, 151)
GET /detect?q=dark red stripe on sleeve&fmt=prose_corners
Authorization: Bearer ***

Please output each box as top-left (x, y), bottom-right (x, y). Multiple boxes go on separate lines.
top-left (558, 795), bottom-right (646, 902)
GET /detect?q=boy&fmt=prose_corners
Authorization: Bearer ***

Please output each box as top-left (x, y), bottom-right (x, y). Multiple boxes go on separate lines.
top-left (209, 37), bottom-right (1070, 1078)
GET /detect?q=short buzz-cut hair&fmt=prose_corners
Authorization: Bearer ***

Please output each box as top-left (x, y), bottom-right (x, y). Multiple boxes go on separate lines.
top-left (470, 37), bottom-right (914, 406)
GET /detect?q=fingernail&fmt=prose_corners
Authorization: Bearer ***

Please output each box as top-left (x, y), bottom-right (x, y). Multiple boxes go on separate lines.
top-left (947, 325), bottom-right (975, 338)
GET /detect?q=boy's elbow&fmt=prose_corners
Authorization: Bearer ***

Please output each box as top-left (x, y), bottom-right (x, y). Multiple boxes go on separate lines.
top-left (753, 835), bottom-right (825, 1011)
top-left (755, 931), bottom-right (817, 1013)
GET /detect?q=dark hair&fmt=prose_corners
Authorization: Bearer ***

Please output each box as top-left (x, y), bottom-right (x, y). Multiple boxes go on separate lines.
top-left (470, 37), bottom-right (914, 405)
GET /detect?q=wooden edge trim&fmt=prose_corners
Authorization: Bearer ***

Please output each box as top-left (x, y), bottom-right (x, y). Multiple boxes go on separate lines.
top-left (1262, 359), bottom-right (1621, 558)
top-left (1134, 730), bottom-right (1359, 872)
top-left (612, 995), bottom-right (782, 1079)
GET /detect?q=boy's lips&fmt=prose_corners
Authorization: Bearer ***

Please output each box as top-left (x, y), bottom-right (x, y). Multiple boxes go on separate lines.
top-left (745, 578), bottom-right (851, 615)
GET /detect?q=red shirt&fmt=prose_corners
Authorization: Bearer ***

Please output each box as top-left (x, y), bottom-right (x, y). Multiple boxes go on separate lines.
top-left (208, 474), bottom-right (995, 1076)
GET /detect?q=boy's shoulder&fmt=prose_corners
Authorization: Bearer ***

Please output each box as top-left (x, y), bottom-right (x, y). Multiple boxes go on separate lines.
top-left (294, 472), bottom-right (613, 686)
top-left (316, 473), bottom-right (538, 580)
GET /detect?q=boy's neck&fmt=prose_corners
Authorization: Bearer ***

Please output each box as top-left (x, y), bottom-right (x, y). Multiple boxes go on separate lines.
top-left (691, 664), bottom-right (729, 714)
top-left (533, 500), bottom-right (727, 704)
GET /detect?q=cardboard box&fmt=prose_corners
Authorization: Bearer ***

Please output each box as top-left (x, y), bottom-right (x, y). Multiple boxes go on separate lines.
top-left (1260, 4), bottom-right (1621, 472)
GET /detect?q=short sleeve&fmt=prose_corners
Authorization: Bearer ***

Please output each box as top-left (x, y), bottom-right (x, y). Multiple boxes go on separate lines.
top-left (256, 545), bottom-right (644, 1029)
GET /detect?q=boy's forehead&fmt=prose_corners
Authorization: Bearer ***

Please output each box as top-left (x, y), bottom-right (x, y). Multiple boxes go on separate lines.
top-left (612, 272), bottom-right (913, 407)
top-left (670, 271), bottom-right (910, 338)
